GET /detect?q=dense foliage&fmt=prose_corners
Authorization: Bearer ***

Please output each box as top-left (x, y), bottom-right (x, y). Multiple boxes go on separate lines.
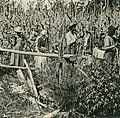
top-left (45, 59), bottom-right (120, 117)
top-left (0, 0), bottom-right (120, 117)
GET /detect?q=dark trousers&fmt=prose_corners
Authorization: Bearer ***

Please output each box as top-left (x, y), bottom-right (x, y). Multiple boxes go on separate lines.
top-left (104, 51), bottom-right (115, 67)
top-left (68, 43), bottom-right (77, 54)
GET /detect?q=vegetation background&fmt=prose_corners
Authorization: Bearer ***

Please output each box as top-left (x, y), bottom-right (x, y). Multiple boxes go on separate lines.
top-left (0, 0), bottom-right (120, 117)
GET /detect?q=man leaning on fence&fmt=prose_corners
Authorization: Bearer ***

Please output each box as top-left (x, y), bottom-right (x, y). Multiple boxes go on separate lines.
top-left (10, 26), bottom-right (25, 67)
top-left (34, 30), bottom-right (49, 73)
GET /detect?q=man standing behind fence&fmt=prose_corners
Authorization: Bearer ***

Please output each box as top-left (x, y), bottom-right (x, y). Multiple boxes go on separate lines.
top-left (103, 26), bottom-right (117, 67)
top-left (65, 22), bottom-right (77, 55)
top-left (10, 26), bottom-right (25, 66)
top-left (34, 30), bottom-right (49, 73)
top-left (65, 22), bottom-right (79, 66)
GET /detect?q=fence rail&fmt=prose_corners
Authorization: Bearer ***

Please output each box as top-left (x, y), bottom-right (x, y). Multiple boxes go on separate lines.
top-left (0, 48), bottom-right (75, 58)
top-left (0, 63), bottom-right (35, 70)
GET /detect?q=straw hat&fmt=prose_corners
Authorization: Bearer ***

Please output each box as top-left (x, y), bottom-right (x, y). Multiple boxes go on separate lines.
top-left (14, 26), bottom-right (24, 33)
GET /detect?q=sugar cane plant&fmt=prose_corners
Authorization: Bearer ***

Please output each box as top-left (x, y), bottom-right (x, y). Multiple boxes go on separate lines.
top-left (0, 0), bottom-right (120, 117)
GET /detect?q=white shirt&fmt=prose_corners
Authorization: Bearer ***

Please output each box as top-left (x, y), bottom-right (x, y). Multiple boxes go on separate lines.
top-left (65, 31), bottom-right (76, 46)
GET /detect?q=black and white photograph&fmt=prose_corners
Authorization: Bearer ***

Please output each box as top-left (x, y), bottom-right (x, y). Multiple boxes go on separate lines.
top-left (0, 0), bottom-right (120, 117)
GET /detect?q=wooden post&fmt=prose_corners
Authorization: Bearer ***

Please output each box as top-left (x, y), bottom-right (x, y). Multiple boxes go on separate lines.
top-left (58, 41), bottom-right (63, 84)
top-left (100, 1), bottom-right (103, 28)
top-left (26, 77), bottom-right (34, 93)
top-left (58, 4), bottom-right (65, 84)
top-left (24, 59), bottom-right (38, 98)
top-left (24, 59), bottom-right (47, 108)
top-left (118, 50), bottom-right (120, 75)
top-left (107, 0), bottom-right (109, 8)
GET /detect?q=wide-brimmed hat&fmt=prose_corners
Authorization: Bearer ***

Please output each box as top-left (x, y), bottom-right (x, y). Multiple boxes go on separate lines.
top-left (14, 26), bottom-right (24, 33)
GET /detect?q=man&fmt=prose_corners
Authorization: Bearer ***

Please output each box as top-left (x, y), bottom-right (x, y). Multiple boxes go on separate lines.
top-left (29, 30), bottom-right (38, 52)
top-left (10, 26), bottom-right (25, 66)
top-left (35, 30), bottom-right (49, 53)
top-left (82, 26), bottom-right (92, 55)
top-left (64, 22), bottom-right (79, 66)
top-left (34, 30), bottom-right (49, 73)
top-left (65, 22), bottom-right (77, 54)
top-left (103, 25), bottom-right (117, 66)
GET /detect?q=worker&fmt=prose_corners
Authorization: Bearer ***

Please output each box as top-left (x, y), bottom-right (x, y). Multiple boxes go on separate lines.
top-left (65, 22), bottom-right (78, 54)
top-left (103, 25), bottom-right (117, 66)
top-left (34, 30), bottom-right (49, 73)
top-left (65, 22), bottom-right (78, 66)
top-left (10, 26), bottom-right (25, 66)
top-left (82, 25), bottom-right (92, 55)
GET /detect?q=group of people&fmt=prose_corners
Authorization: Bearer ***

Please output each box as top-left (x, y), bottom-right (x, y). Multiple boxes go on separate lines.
top-left (9, 26), bottom-right (49, 72)
top-left (65, 22), bottom-right (120, 68)
top-left (0, 0), bottom-right (119, 74)
top-left (9, 20), bottom-right (120, 72)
